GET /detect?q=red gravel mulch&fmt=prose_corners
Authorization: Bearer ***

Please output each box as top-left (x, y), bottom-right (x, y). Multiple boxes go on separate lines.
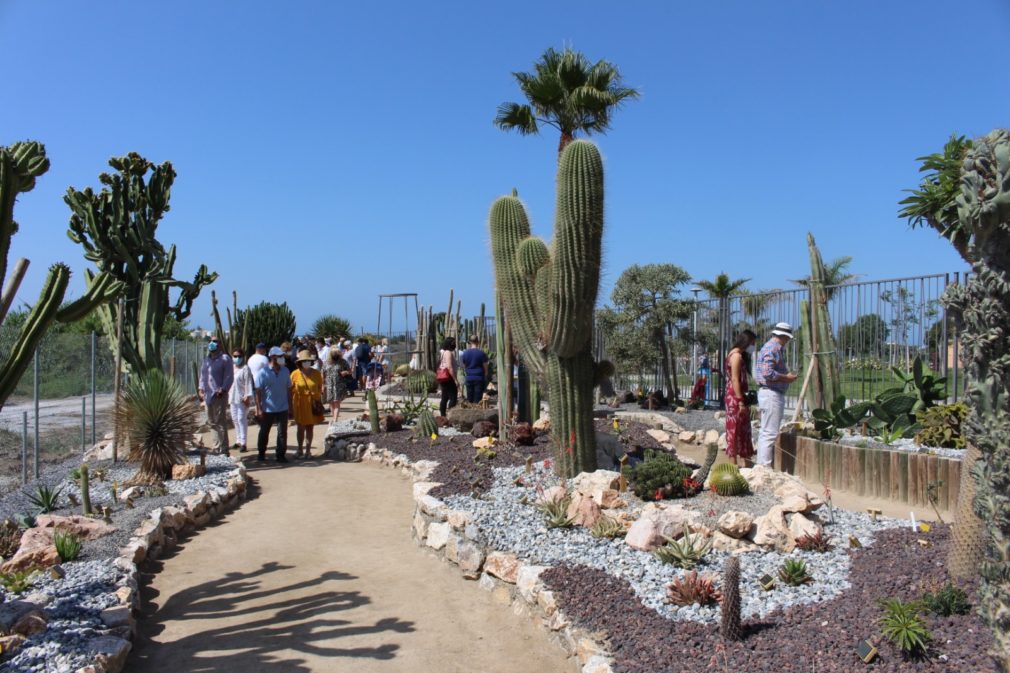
top-left (541, 525), bottom-right (998, 673)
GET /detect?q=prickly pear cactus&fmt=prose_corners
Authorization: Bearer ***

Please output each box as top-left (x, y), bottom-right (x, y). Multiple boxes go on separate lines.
top-left (489, 140), bottom-right (604, 477)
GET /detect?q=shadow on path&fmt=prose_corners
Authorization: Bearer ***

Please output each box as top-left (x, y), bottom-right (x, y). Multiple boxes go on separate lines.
top-left (132, 560), bottom-right (414, 672)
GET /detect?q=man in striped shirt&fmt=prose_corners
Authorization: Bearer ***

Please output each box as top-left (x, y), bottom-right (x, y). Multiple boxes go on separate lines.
top-left (754, 322), bottom-right (798, 466)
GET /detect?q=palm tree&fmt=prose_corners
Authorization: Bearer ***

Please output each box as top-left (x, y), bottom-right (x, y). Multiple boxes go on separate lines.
top-left (794, 255), bottom-right (858, 299)
top-left (697, 273), bottom-right (750, 406)
top-left (494, 46), bottom-right (640, 156)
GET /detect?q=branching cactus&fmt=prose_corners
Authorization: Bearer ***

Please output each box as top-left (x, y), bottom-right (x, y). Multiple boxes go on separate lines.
top-left (489, 139), bottom-right (606, 476)
top-left (65, 152), bottom-right (218, 373)
top-left (0, 142), bottom-right (120, 409)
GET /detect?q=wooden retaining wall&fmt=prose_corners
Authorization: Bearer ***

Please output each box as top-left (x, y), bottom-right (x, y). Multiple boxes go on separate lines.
top-left (775, 434), bottom-right (961, 511)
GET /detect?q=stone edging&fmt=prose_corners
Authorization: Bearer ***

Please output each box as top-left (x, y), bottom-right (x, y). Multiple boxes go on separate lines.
top-left (72, 461), bottom-right (251, 673)
top-left (358, 444), bottom-right (615, 673)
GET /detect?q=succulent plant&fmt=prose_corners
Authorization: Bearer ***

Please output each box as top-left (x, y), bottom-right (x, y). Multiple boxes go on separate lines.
top-left (590, 515), bottom-right (626, 539)
top-left (711, 464), bottom-right (750, 497)
top-left (795, 530), bottom-right (834, 553)
top-left (778, 558), bottom-right (813, 586)
top-left (367, 389), bottom-right (380, 433)
top-left (53, 530), bottom-right (82, 563)
top-left (624, 449), bottom-right (693, 501)
top-left (536, 494), bottom-right (575, 529)
top-left (79, 463), bottom-right (91, 516)
top-left (408, 370), bottom-right (437, 395)
top-left (878, 598), bottom-right (931, 658)
top-left (666, 571), bottom-right (721, 606)
top-left (919, 580), bottom-right (971, 617)
top-left (414, 407), bottom-right (438, 439)
top-left (654, 526), bottom-right (712, 570)
top-left (915, 402), bottom-right (968, 449)
top-left (720, 555), bottom-right (742, 641)
top-left (489, 140), bottom-right (605, 477)
top-left (694, 443), bottom-right (718, 487)
top-left (799, 233), bottom-right (841, 410)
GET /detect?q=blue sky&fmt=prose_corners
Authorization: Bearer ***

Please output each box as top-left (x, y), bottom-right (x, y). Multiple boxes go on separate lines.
top-left (2, 1), bottom-right (1008, 335)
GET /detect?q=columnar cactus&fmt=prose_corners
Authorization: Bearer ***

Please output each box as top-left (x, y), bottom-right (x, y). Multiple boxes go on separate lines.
top-left (367, 389), bottom-right (380, 433)
top-left (721, 555), bottom-right (742, 641)
top-left (800, 233), bottom-right (841, 411)
top-left (65, 152), bottom-right (217, 373)
top-left (489, 139), bottom-right (605, 476)
top-left (0, 142), bottom-right (120, 410)
top-left (903, 128), bottom-right (1010, 668)
top-left (79, 463), bottom-right (92, 516)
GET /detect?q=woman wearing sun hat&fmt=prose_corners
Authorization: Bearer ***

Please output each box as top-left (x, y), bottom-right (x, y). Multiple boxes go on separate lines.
top-left (290, 349), bottom-right (325, 458)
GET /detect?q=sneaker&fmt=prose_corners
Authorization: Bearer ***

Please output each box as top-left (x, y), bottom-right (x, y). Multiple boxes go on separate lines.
top-left (257, 455), bottom-right (266, 462)
top-left (277, 456), bottom-right (289, 463)
top-left (240, 445), bottom-right (248, 452)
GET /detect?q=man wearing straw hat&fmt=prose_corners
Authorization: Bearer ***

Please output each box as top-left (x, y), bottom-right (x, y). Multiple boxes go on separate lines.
top-left (754, 322), bottom-right (798, 466)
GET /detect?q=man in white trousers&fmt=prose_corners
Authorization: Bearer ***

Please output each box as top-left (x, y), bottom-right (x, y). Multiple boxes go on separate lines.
top-left (754, 322), bottom-right (798, 466)
top-left (229, 347), bottom-right (255, 451)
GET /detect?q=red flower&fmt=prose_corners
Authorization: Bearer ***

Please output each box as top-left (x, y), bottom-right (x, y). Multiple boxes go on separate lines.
top-left (654, 488), bottom-right (663, 501)
top-left (543, 459), bottom-right (552, 470)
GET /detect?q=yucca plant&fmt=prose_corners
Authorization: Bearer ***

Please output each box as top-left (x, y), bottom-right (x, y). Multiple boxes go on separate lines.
top-left (878, 598), bottom-right (931, 658)
top-left (590, 515), bottom-right (626, 539)
top-left (115, 369), bottom-right (199, 485)
top-left (53, 530), bottom-right (82, 562)
top-left (25, 483), bottom-right (62, 513)
top-left (778, 558), bottom-right (814, 586)
top-left (536, 494), bottom-right (575, 529)
top-left (654, 525), bottom-right (712, 570)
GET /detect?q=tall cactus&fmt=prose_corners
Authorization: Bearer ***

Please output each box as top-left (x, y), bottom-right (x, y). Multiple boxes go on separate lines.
top-left (721, 555), bottom-right (743, 641)
top-left (212, 290), bottom-right (248, 355)
top-left (489, 139), bottom-right (605, 477)
top-left (0, 142), bottom-right (120, 410)
top-left (800, 233), bottom-right (841, 411)
top-left (235, 301), bottom-right (296, 353)
top-left (65, 152), bottom-right (217, 373)
top-left (903, 128), bottom-right (1010, 668)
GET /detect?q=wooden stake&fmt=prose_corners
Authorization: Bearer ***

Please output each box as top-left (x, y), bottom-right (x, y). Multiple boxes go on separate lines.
top-left (791, 354), bottom-right (818, 423)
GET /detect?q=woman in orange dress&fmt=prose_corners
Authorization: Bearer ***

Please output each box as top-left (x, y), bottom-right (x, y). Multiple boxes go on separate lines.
top-left (291, 349), bottom-right (325, 458)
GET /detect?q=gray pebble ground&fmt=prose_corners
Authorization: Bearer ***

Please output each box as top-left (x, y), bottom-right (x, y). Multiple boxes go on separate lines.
top-left (0, 452), bottom-right (236, 673)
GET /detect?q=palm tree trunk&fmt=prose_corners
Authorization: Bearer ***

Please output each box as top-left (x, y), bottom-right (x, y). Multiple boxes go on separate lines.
top-left (558, 131), bottom-right (575, 156)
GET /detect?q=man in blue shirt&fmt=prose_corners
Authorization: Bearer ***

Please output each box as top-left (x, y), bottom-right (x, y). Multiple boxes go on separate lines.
top-left (254, 347), bottom-right (293, 463)
top-left (459, 335), bottom-right (489, 404)
top-left (754, 322), bottom-right (798, 466)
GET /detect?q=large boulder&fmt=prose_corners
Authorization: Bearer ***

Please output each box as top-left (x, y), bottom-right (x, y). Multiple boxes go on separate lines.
top-left (711, 531), bottom-right (760, 554)
top-left (36, 515), bottom-right (116, 540)
top-left (717, 511), bottom-right (754, 539)
top-left (571, 470), bottom-right (622, 504)
top-left (1, 529), bottom-right (59, 573)
top-left (624, 502), bottom-right (701, 551)
top-left (566, 493), bottom-right (602, 528)
top-left (513, 422), bottom-right (534, 446)
top-left (751, 505), bottom-right (795, 552)
top-left (471, 420), bottom-right (497, 438)
top-left (788, 512), bottom-right (822, 542)
top-left (532, 416), bottom-right (551, 433)
top-left (446, 407), bottom-right (498, 432)
top-left (624, 517), bottom-right (661, 551)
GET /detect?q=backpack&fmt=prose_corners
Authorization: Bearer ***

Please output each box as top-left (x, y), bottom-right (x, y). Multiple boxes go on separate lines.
top-left (355, 343), bottom-right (372, 364)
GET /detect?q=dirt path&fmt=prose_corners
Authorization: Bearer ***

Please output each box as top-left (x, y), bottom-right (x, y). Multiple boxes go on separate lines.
top-left (128, 452), bottom-right (571, 673)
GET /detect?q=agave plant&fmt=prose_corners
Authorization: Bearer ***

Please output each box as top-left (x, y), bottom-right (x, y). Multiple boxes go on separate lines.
top-left (114, 369), bottom-right (199, 485)
top-left (654, 525), bottom-right (712, 569)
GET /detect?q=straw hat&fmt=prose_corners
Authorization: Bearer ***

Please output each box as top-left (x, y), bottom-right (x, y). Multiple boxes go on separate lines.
top-left (296, 349), bottom-right (315, 363)
top-left (771, 322), bottom-right (794, 337)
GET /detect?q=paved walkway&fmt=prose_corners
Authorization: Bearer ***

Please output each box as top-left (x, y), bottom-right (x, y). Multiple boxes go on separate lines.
top-left (128, 401), bottom-right (570, 673)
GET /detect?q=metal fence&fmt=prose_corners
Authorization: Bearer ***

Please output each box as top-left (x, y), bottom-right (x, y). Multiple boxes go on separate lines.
top-left (597, 272), bottom-right (965, 410)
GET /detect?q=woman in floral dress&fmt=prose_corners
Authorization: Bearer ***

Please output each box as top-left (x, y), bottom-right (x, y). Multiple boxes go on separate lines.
top-left (724, 330), bottom-right (757, 467)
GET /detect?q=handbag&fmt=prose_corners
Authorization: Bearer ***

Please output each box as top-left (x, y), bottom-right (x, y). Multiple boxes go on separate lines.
top-left (435, 366), bottom-right (453, 383)
top-left (311, 399), bottom-right (325, 416)
top-left (744, 390), bottom-right (758, 406)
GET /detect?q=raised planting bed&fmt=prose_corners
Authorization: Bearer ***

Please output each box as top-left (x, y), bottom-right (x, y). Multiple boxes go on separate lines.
top-left (775, 434), bottom-right (962, 510)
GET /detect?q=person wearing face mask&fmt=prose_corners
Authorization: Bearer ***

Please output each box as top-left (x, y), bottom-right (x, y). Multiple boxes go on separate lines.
top-left (290, 349), bottom-right (325, 458)
top-left (724, 329), bottom-right (758, 467)
top-left (255, 347), bottom-right (292, 463)
top-left (198, 337), bottom-right (234, 455)
top-left (229, 349), bottom-right (255, 452)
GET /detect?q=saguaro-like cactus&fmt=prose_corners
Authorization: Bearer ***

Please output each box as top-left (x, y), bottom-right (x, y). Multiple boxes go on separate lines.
top-left (65, 152), bottom-right (217, 373)
top-left (0, 142), bottom-right (120, 409)
top-left (800, 233), bottom-right (841, 411)
top-left (721, 555), bottom-right (742, 641)
top-left (489, 139), bottom-right (606, 476)
top-left (903, 128), bottom-right (1010, 668)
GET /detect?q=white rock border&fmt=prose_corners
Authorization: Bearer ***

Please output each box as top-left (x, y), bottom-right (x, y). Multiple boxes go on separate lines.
top-left (70, 459), bottom-right (251, 673)
top-left (360, 444), bottom-right (614, 673)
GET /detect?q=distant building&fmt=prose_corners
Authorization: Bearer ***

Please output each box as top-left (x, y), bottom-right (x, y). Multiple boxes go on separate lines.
top-left (190, 326), bottom-right (211, 340)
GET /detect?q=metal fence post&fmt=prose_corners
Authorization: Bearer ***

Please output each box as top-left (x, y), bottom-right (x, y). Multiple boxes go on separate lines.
top-left (21, 411), bottom-right (27, 485)
top-left (81, 397), bottom-right (86, 455)
top-left (33, 348), bottom-right (39, 479)
top-left (91, 330), bottom-right (97, 446)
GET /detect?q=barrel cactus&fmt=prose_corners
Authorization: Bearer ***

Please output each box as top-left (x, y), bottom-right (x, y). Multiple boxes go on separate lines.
top-left (407, 370), bottom-right (436, 395)
top-left (711, 464), bottom-right (750, 496)
top-left (489, 140), bottom-right (605, 477)
top-left (415, 407), bottom-right (438, 439)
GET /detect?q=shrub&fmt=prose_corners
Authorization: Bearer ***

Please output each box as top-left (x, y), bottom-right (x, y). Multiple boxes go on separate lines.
top-left (878, 598), bottom-right (931, 658)
top-left (53, 530), bottom-right (82, 562)
top-left (25, 484), bottom-right (62, 514)
top-left (919, 581), bottom-right (971, 616)
top-left (623, 450), bottom-right (693, 501)
top-left (654, 526), bottom-right (712, 570)
top-left (666, 571), bottom-right (721, 606)
top-left (778, 558), bottom-right (813, 586)
top-left (915, 402), bottom-right (968, 449)
top-left (114, 369), bottom-right (199, 485)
